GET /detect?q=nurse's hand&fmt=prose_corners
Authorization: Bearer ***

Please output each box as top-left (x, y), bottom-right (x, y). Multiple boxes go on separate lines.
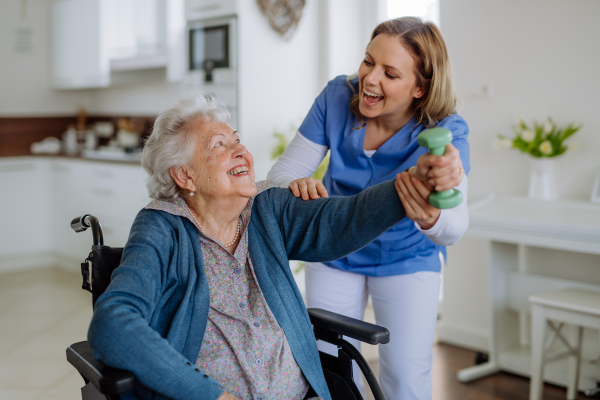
top-left (411, 143), bottom-right (463, 192)
top-left (395, 171), bottom-right (441, 230)
top-left (289, 177), bottom-right (329, 200)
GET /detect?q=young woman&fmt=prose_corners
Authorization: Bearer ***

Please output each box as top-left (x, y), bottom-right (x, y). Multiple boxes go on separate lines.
top-left (267, 18), bottom-right (470, 400)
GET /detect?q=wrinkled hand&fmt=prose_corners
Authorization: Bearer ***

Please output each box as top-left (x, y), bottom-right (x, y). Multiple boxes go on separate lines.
top-left (217, 392), bottom-right (240, 400)
top-left (289, 177), bottom-right (329, 200)
top-left (395, 171), bottom-right (441, 230)
top-left (411, 143), bottom-right (463, 192)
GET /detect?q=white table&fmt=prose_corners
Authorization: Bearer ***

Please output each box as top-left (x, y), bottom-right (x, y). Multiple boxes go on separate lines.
top-left (457, 195), bottom-right (600, 390)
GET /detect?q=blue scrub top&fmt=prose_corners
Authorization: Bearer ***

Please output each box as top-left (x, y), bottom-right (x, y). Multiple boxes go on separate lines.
top-left (298, 75), bottom-right (470, 277)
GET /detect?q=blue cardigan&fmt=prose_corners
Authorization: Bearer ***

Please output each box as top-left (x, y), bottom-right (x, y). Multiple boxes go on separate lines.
top-left (88, 179), bottom-right (406, 400)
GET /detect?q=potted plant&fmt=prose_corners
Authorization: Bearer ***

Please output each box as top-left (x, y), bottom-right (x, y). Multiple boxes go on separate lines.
top-left (495, 118), bottom-right (580, 200)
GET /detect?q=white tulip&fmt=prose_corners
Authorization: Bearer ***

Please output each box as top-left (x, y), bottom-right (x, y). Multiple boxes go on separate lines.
top-left (543, 122), bottom-right (553, 134)
top-left (522, 130), bottom-right (535, 142)
top-left (539, 140), bottom-right (553, 155)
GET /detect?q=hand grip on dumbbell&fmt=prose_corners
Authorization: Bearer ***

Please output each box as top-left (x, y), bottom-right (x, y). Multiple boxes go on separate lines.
top-left (416, 127), bottom-right (463, 209)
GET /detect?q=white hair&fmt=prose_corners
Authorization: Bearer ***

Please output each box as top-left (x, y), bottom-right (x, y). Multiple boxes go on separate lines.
top-left (142, 94), bottom-right (231, 200)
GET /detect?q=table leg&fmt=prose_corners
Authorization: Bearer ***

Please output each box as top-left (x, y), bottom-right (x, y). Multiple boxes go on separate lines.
top-left (529, 304), bottom-right (547, 400)
top-left (457, 360), bottom-right (500, 382)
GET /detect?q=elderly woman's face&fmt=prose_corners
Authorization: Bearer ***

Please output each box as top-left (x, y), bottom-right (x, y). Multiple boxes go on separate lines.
top-left (188, 119), bottom-right (257, 200)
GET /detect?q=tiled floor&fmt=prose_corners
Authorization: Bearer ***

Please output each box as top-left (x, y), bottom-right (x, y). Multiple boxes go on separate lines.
top-left (0, 267), bottom-right (382, 400)
top-left (0, 268), bottom-right (91, 400)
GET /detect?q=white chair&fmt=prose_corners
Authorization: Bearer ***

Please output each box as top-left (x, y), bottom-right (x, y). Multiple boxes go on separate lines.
top-left (529, 288), bottom-right (600, 400)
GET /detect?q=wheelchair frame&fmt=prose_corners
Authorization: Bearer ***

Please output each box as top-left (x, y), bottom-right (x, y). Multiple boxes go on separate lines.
top-left (67, 214), bottom-right (389, 400)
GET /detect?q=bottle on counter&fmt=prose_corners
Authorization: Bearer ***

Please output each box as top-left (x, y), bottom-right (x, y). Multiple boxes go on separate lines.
top-left (63, 125), bottom-right (78, 155)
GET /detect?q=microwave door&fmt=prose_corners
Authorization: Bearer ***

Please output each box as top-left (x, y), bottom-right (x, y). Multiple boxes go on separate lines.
top-left (189, 24), bottom-right (229, 82)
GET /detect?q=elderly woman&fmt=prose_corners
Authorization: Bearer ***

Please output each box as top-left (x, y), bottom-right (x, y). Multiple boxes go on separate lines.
top-left (87, 94), bottom-right (458, 400)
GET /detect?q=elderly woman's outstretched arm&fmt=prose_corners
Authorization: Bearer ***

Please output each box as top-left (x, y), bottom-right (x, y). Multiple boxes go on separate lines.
top-left (252, 178), bottom-right (406, 262)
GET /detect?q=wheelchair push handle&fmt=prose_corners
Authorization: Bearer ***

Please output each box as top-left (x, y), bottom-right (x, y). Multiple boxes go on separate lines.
top-left (71, 214), bottom-right (104, 246)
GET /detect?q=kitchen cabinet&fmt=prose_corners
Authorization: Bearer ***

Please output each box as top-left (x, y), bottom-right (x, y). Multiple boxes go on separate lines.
top-left (0, 158), bottom-right (53, 269)
top-left (51, 0), bottom-right (110, 89)
top-left (0, 157), bottom-right (151, 273)
top-left (51, 0), bottom-right (185, 89)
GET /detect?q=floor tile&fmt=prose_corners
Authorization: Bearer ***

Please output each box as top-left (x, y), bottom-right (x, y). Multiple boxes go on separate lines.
top-left (0, 386), bottom-right (45, 400)
top-left (36, 386), bottom-right (81, 400)
top-left (0, 353), bottom-right (72, 387)
top-left (57, 370), bottom-right (85, 388)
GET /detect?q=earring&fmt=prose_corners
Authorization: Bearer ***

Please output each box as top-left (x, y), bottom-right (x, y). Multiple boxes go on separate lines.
top-left (189, 191), bottom-right (194, 197)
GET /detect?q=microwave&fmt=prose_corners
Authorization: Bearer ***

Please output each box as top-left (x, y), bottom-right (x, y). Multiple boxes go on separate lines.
top-left (187, 16), bottom-right (237, 83)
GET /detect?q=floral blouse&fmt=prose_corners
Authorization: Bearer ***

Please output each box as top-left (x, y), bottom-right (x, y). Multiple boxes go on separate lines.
top-left (146, 181), bottom-right (321, 400)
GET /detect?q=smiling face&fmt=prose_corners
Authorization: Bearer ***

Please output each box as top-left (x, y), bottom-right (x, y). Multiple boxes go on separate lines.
top-left (357, 33), bottom-right (425, 124)
top-left (186, 118), bottom-right (256, 201)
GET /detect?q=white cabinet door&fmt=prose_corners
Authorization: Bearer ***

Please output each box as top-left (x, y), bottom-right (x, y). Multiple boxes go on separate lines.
top-left (0, 159), bottom-right (52, 259)
top-left (166, 0), bottom-right (186, 82)
top-left (51, 0), bottom-right (110, 89)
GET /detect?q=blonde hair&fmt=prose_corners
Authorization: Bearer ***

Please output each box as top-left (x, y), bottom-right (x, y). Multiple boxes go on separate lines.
top-left (349, 17), bottom-right (458, 128)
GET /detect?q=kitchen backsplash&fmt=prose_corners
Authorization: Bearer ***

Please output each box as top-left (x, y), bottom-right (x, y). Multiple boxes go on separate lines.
top-left (0, 116), bottom-right (155, 157)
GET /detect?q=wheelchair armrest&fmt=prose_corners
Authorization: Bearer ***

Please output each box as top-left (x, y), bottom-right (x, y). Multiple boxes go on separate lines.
top-left (66, 341), bottom-right (135, 395)
top-left (307, 308), bottom-right (390, 345)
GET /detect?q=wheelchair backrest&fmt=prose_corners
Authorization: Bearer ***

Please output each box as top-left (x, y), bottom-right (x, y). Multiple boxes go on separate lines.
top-left (87, 245), bottom-right (123, 308)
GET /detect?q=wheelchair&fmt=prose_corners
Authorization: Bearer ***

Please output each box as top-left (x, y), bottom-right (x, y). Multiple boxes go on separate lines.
top-left (67, 214), bottom-right (389, 400)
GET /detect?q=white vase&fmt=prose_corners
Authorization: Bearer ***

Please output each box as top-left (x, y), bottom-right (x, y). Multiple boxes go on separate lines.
top-left (528, 158), bottom-right (557, 201)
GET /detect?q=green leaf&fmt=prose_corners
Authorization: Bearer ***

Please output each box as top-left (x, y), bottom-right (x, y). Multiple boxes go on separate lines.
top-left (561, 127), bottom-right (578, 142)
top-left (293, 262), bottom-right (305, 274)
top-left (271, 132), bottom-right (289, 160)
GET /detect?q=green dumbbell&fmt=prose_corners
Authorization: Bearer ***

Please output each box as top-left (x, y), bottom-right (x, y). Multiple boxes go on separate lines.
top-left (417, 127), bottom-right (462, 209)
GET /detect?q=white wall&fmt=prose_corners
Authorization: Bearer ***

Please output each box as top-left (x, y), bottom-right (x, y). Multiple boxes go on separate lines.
top-left (235, 0), bottom-right (323, 181)
top-left (0, 0), bottom-right (93, 116)
top-left (438, 0), bottom-right (600, 351)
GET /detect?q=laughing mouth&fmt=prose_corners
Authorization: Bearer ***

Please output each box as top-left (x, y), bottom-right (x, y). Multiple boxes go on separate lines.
top-left (227, 166), bottom-right (249, 176)
top-left (363, 88), bottom-right (384, 100)
top-left (363, 88), bottom-right (383, 105)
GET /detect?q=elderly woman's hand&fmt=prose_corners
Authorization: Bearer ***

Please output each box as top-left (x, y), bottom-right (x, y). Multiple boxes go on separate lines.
top-left (289, 177), bottom-right (329, 200)
top-left (411, 143), bottom-right (463, 192)
top-left (395, 171), bottom-right (441, 230)
top-left (217, 392), bottom-right (240, 400)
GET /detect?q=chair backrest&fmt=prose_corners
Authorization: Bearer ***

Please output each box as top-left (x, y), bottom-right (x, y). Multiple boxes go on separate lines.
top-left (88, 245), bottom-right (123, 308)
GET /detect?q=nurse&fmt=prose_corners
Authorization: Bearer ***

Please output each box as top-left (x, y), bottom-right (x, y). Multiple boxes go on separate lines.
top-left (267, 17), bottom-right (470, 400)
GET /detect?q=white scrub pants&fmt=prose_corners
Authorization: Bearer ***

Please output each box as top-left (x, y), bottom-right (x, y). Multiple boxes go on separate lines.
top-left (305, 262), bottom-right (441, 400)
